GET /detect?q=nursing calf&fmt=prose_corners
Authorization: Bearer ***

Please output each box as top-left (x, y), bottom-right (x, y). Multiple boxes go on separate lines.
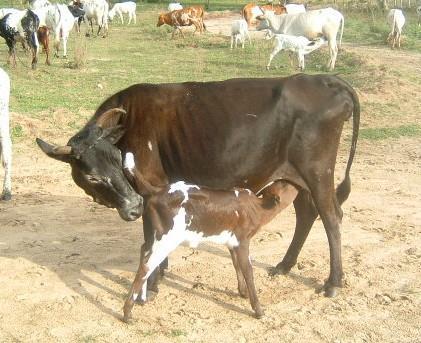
top-left (122, 180), bottom-right (298, 321)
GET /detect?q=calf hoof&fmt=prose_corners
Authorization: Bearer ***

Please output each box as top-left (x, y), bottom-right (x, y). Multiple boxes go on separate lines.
top-left (1, 191), bottom-right (11, 201)
top-left (122, 312), bottom-right (133, 324)
top-left (238, 286), bottom-right (248, 299)
top-left (135, 290), bottom-right (157, 304)
top-left (268, 261), bottom-right (293, 276)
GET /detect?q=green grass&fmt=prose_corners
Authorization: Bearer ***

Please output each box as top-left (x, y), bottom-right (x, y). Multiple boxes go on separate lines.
top-left (0, 2), bottom-right (420, 142)
top-left (359, 124), bottom-right (421, 140)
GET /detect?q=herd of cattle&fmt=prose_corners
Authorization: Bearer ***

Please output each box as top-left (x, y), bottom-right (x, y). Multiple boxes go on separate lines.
top-left (0, 1), bottom-right (417, 322)
top-left (0, 1), bottom-right (419, 71)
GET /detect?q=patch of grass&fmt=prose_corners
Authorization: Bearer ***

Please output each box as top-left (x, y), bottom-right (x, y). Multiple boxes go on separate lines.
top-left (168, 329), bottom-right (187, 337)
top-left (359, 124), bottom-right (421, 140)
top-left (11, 124), bottom-right (24, 141)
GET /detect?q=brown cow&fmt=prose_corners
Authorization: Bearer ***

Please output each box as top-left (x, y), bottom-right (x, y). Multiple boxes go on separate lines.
top-left (37, 26), bottom-right (51, 65)
top-left (157, 6), bottom-right (205, 38)
top-left (242, 3), bottom-right (286, 26)
top-left (37, 74), bottom-right (360, 301)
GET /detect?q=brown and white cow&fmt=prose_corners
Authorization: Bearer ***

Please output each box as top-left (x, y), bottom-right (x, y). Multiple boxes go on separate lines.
top-left (157, 6), bottom-right (205, 38)
top-left (37, 74), bottom-right (360, 299)
top-left (242, 3), bottom-right (286, 26)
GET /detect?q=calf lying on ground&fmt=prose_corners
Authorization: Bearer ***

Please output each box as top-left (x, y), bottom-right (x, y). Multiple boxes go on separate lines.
top-left (231, 19), bottom-right (251, 49)
top-left (0, 67), bottom-right (12, 201)
top-left (122, 171), bottom-right (298, 321)
top-left (266, 34), bottom-right (327, 71)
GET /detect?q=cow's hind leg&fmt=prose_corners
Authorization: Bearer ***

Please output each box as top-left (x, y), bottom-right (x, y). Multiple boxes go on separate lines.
top-left (271, 190), bottom-right (317, 275)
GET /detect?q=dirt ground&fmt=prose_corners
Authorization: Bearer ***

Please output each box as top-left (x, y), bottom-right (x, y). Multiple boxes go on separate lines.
top-left (1, 13), bottom-right (420, 343)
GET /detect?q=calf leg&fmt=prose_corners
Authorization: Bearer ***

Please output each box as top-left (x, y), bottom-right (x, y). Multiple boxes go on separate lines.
top-left (271, 190), bottom-right (318, 275)
top-left (266, 46), bottom-right (282, 70)
top-left (0, 126), bottom-right (12, 201)
top-left (228, 248), bottom-right (247, 297)
top-left (235, 240), bottom-right (264, 318)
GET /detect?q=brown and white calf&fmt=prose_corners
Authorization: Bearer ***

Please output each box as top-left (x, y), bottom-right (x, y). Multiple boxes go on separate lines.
top-left (157, 6), bottom-right (205, 38)
top-left (122, 176), bottom-right (298, 322)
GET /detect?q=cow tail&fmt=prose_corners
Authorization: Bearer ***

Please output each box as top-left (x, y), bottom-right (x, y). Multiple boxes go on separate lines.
top-left (336, 81), bottom-right (360, 206)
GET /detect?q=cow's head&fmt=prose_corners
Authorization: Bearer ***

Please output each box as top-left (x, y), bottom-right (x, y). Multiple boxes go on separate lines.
top-left (157, 14), bottom-right (165, 27)
top-left (36, 108), bottom-right (143, 222)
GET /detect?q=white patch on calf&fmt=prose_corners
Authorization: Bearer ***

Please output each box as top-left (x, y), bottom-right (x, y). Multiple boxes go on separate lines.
top-left (147, 141), bottom-right (153, 151)
top-left (184, 229), bottom-right (239, 249)
top-left (133, 293), bottom-right (138, 301)
top-left (141, 282), bottom-right (147, 302)
top-left (168, 181), bottom-right (200, 204)
top-left (124, 152), bottom-right (135, 174)
top-left (234, 190), bottom-right (239, 198)
top-left (235, 210), bottom-right (239, 217)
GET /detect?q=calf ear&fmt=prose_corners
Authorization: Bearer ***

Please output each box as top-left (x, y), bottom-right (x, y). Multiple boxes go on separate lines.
top-left (96, 108), bottom-right (127, 129)
top-left (36, 138), bottom-right (73, 163)
top-left (101, 125), bottom-right (126, 145)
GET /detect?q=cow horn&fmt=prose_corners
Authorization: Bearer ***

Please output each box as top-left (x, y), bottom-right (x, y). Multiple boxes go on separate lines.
top-left (36, 138), bottom-right (73, 162)
top-left (96, 108), bottom-right (127, 129)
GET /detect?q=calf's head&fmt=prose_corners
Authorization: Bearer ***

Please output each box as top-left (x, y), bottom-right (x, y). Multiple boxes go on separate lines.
top-left (36, 108), bottom-right (143, 221)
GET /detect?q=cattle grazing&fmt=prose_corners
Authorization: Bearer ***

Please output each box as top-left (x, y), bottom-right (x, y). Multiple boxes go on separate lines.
top-left (37, 26), bottom-right (51, 65)
top-left (266, 34), bottom-right (327, 71)
top-left (122, 179), bottom-right (298, 321)
top-left (0, 10), bottom-right (40, 69)
top-left (231, 19), bottom-right (251, 49)
top-left (0, 67), bottom-right (12, 201)
top-left (387, 9), bottom-right (405, 49)
top-left (168, 2), bottom-right (183, 12)
top-left (242, 3), bottom-right (286, 26)
top-left (157, 6), bottom-right (205, 38)
top-left (37, 74), bottom-right (360, 300)
top-left (83, 0), bottom-right (109, 37)
top-left (108, 1), bottom-right (136, 25)
top-left (257, 7), bottom-right (344, 71)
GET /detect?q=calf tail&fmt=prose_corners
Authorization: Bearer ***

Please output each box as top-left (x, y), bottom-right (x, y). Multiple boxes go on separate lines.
top-left (336, 79), bottom-right (360, 206)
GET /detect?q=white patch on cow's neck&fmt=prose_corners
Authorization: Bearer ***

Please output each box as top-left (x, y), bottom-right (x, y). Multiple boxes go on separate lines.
top-left (148, 141), bottom-right (153, 151)
top-left (168, 181), bottom-right (200, 204)
top-left (234, 190), bottom-right (239, 198)
top-left (124, 152), bottom-right (135, 174)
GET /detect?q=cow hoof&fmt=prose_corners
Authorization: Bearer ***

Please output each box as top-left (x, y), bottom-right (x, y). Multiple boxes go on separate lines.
top-left (254, 308), bottom-right (264, 319)
top-left (1, 191), bottom-right (11, 201)
top-left (268, 262), bottom-right (292, 276)
top-left (317, 281), bottom-right (341, 298)
top-left (122, 312), bottom-right (132, 324)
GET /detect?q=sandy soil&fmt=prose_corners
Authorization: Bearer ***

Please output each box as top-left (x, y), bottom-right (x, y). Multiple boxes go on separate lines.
top-left (1, 13), bottom-right (420, 343)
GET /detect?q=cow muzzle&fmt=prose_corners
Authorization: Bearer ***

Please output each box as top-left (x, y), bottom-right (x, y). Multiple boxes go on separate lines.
top-left (117, 195), bottom-right (143, 221)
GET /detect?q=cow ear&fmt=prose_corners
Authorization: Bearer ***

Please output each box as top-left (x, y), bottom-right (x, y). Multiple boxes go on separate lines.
top-left (36, 138), bottom-right (73, 163)
top-left (96, 108), bottom-right (127, 129)
top-left (101, 125), bottom-right (126, 145)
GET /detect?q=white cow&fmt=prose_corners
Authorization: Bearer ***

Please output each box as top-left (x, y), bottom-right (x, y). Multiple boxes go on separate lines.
top-left (230, 19), bottom-right (251, 49)
top-left (285, 4), bottom-right (306, 15)
top-left (83, 0), bottom-right (109, 37)
top-left (0, 67), bottom-right (12, 201)
top-left (257, 7), bottom-right (344, 71)
top-left (266, 34), bottom-right (326, 71)
top-left (0, 8), bottom-right (21, 20)
top-left (30, 0), bottom-right (51, 10)
top-left (33, 4), bottom-right (79, 57)
top-left (168, 3), bottom-right (183, 12)
top-left (108, 1), bottom-right (136, 24)
top-left (387, 9), bottom-right (405, 48)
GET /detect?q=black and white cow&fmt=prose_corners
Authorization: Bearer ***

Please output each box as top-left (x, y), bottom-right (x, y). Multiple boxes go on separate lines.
top-left (0, 9), bottom-right (40, 69)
